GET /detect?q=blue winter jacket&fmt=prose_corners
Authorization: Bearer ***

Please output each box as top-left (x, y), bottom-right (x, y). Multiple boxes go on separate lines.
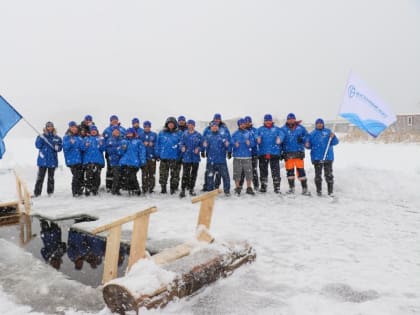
top-left (281, 123), bottom-right (309, 153)
top-left (133, 126), bottom-right (144, 139)
top-left (256, 125), bottom-right (284, 156)
top-left (119, 138), bottom-right (146, 168)
top-left (35, 133), bottom-right (62, 168)
top-left (202, 122), bottom-right (231, 140)
top-left (139, 131), bottom-right (158, 160)
top-left (203, 131), bottom-right (231, 164)
top-left (105, 136), bottom-right (123, 167)
top-left (231, 129), bottom-right (255, 158)
top-left (102, 124), bottom-right (127, 140)
top-left (180, 130), bottom-right (202, 163)
top-left (82, 135), bottom-right (106, 166)
top-left (155, 129), bottom-right (182, 160)
top-left (63, 134), bottom-right (84, 166)
top-left (247, 126), bottom-right (258, 156)
top-left (306, 127), bottom-right (339, 162)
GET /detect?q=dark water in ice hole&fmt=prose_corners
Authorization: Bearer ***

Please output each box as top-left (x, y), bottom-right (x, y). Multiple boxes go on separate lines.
top-left (0, 215), bottom-right (131, 288)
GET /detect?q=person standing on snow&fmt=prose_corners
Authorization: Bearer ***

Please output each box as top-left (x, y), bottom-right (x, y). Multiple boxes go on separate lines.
top-left (177, 115), bottom-right (188, 132)
top-left (281, 113), bottom-right (310, 195)
top-left (232, 118), bottom-right (256, 195)
top-left (202, 122), bottom-right (231, 196)
top-left (139, 121), bottom-right (158, 194)
top-left (63, 121), bottom-right (84, 197)
top-left (305, 118), bottom-right (339, 196)
top-left (256, 114), bottom-right (284, 193)
top-left (155, 117), bottom-right (182, 194)
top-left (202, 113), bottom-right (232, 191)
top-left (79, 114), bottom-right (95, 136)
top-left (119, 128), bottom-right (146, 196)
top-left (81, 125), bottom-right (105, 196)
top-left (34, 121), bottom-right (62, 197)
top-left (102, 115), bottom-right (126, 191)
top-left (239, 115), bottom-right (259, 190)
top-left (105, 126), bottom-right (123, 195)
top-left (179, 119), bottom-right (202, 198)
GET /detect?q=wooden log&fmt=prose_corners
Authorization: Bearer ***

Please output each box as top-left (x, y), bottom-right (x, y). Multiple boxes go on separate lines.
top-left (103, 242), bottom-right (256, 314)
top-left (0, 214), bottom-right (20, 226)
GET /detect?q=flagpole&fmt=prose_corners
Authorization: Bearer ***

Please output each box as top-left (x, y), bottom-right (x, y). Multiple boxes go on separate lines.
top-left (321, 71), bottom-right (351, 161)
top-left (22, 117), bottom-right (56, 150)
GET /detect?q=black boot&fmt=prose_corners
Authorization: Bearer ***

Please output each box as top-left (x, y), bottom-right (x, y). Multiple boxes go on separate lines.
top-left (161, 185), bottom-right (167, 194)
top-left (327, 182), bottom-right (334, 195)
top-left (179, 189), bottom-right (186, 198)
top-left (189, 189), bottom-right (196, 196)
top-left (301, 179), bottom-right (310, 195)
top-left (315, 181), bottom-right (322, 196)
top-left (287, 179), bottom-right (295, 194)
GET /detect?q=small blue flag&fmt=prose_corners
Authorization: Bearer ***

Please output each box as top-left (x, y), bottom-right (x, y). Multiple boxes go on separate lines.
top-left (0, 95), bottom-right (22, 159)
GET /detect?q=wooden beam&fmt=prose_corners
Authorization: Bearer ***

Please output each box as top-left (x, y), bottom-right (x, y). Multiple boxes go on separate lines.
top-left (196, 198), bottom-right (215, 230)
top-left (91, 207), bottom-right (157, 235)
top-left (191, 189), bottom-right (221, 204)
top-left (127, 214), bottom-right (151, 272)
top-left (151, 243), bottom-right (193, 265)
top-left (102, 225), bottom-right (122, 284)
top-left (0, 201), bottom-right (20, 208)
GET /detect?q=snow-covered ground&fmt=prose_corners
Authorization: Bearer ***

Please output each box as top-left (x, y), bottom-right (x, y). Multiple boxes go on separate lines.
top-left (1, 140), bottom-right (420, 315)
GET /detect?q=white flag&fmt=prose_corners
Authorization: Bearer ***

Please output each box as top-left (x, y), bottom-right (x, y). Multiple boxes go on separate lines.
top-left (339, 73), bottom-right (396, 137)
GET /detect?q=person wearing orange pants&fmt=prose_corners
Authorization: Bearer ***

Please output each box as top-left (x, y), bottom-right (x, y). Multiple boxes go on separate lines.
top-left (281, 113), bottom-right (310, 195)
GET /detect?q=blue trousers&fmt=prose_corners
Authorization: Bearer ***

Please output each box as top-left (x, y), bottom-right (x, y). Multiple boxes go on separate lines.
top-left (206, 162), bottom-right (230, 193)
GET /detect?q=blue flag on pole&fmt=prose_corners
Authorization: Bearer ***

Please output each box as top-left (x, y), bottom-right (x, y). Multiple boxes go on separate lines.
top-left (0, 95), bottom-right (23, 159)
top-left (339, 73), bottom-right (396, 137)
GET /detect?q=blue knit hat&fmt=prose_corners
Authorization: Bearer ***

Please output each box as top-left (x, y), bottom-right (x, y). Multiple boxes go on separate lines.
top-left (45, 121), bottom-right (54, 128)
top-left (143, 120), bottom-right (151, 127)
top-left (90, 125), bottom-right (98, 132)
top-left (210, 121), bottom-right (218, 127)
top-left (287, 113), bottom-right (296, 120)
top-left (315, 118), bottom-right (324, 125)
top-left (237, 118), bottom-right (246, 126)
top-left (68, 121), bottom-right (77, 127)
top-left (187, 119), bottom-right (195, 126)
top-left (178, 115), bottom-right (186, 122)
top-left (132, 117), bottom-right (140, 124)
top-left (84, 115), bottom-right (93, 121)
top-left (264, 114), bottom-right (273, 121)
top-left (213, 113), bottom-right (222, 120)
top-left (126, 128), bottom-right (136, 135)
top-left (111, 125), bottom-right (120, 131)
top-left (110, 115), bottom-right (119, 122)
top-left (244, 116), bottom-right (252, 123)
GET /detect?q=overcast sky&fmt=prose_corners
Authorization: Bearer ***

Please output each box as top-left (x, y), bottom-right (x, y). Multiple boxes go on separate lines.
top-left (1, 0), bottom-right (419, 135)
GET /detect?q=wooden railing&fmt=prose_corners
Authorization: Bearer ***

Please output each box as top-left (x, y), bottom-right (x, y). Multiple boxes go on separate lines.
top-left (192, 189), bottom-right (222, 243)
top-left (91, 207), bottom-right (157, 284)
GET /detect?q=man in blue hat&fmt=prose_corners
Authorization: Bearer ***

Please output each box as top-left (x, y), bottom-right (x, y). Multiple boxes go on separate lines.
top-left (139, 121), bottom-right (158, 193)
top-left (63, 121), bottom-right (84, 197)
top-left (256, 114), bottom-right (284, 193)
top-left (79, 114), bottom-right (95, 136)
top-left (305, 118), bottom-right (339, 196)
top-left (239, 115), bottom-right (259, 190)
top-left (177, 116), bottom-right (187, 132)
top-left (281, 113), bottom-right (310, 195)
top-left (132, 118), bottom-right (144, 138)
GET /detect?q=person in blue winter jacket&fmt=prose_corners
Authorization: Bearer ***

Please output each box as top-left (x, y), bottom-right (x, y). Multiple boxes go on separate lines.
top-left (202, 121), bottom-right (231, 196)
top-left (139, 121), bottom-right (158, 193)
top-left (239, 116), bottom-right (259, 190)
top-left (103, 115), bottom-right (126, 191)
top-left (34, 121), bottom-right (63, 197)
top-left (281, 113), bottom-right (310, 195)
top-left (305, 118), bottom-right (339, 196)
top-left (82, 125), bottom-right (105, 196)
top-left (256, 114), bottom-right (284, 193)
top-left (179, 119), bottom-right (202, 198)
top-left (131, 117), bottom-right (144, 139)
top-left (202, 113), bottom-right (232, 191)
top-left (105, 127), bottom-right (123, 195)
top-left (63, 121), bottom-right (84, 197)
top-left (155, 117), bottom-right (182, 194)
top-left (232, 118), bottom-right (256, 196)
top-left (119, 128), bottom-right (146, 196)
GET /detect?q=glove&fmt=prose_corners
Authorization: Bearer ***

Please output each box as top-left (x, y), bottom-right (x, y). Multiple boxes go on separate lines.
top-left (227, 152), bottom-right (232, 159)
top-left (201, 151), bottom-right (206, 158)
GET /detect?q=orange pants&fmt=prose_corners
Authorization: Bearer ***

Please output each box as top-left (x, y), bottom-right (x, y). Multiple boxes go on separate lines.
top-left (285, 158), bottom-right (306, 179)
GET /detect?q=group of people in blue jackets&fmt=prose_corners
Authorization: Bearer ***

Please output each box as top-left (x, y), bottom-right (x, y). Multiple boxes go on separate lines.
top-left (33, 112), bottom-right (339, 198)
